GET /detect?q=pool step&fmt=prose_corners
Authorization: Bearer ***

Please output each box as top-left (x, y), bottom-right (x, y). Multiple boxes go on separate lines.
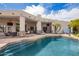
top-left (5, 41), bottom-right (32, 50)
top-left (0, 41), bottom-right (34, 56)
top-left (4, 41), bottom-right (33, 53)
top-left (5, 43), bottom-right (34, 56)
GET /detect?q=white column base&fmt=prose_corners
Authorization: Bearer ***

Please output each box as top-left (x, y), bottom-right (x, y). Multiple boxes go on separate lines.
top-left (37, 30), bottom-right (42, 34)
top-left (19, 31), bottom-right (26, 36)
top-left (19, 16), bottom-right (26, 36)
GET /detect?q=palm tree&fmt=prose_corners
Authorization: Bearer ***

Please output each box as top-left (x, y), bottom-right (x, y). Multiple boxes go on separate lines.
top-left (52, 22), bottom-right (61, 34)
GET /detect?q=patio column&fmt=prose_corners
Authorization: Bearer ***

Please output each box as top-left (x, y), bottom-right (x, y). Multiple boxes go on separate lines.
top-left (5, 25), bottom-right (8, 33)
top-left (19, 16), bottom-right (26, 36)
top-left (36, 21), bottom-right (42, 34)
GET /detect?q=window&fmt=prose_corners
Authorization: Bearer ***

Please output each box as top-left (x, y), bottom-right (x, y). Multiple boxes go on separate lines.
top-left (7, 22), bottom-right (13, 26)
top-left (47, 23), bottom-right (49, 26)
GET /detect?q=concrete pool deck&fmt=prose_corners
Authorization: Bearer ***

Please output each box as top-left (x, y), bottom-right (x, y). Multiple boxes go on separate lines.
top-left (0, 34), bottom-right (79, 50)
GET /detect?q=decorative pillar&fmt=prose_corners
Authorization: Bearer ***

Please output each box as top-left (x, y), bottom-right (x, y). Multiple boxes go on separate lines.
top-left (19, 16), bottom-right (26, 36)
top-left (36, 21), bottom-right (42, 34)
top-left (5, 25), bottom-right (8, 33)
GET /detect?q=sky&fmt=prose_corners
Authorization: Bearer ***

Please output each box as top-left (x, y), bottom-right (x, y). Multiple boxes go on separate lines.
top-left (0, 3), bottom-right (79, 21)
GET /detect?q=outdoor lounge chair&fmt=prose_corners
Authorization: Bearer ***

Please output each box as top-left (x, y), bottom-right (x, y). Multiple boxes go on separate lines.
top-left (4, 32), bottom-right (17, 36)
top-left (10, 32), bottom-right (17, 36)
top-left (4, 32), bottom-right (11, 36)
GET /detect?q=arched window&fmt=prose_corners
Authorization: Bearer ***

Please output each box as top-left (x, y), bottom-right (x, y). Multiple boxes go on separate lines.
top-left (7, 22), bottom-right (13, 26)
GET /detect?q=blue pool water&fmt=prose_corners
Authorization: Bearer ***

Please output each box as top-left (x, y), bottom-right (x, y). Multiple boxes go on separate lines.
top-left (0, 37), bottom-right (79, 56)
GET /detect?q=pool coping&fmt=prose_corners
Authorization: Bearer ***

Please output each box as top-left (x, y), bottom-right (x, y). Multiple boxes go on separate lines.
top-left (0, 34), bottom-right (79, 51)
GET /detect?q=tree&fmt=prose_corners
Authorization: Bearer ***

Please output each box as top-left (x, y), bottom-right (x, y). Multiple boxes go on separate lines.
top-left (68, 19), bottom-right (79, 34)
top-left (52, 22), bottom-right (61, 34)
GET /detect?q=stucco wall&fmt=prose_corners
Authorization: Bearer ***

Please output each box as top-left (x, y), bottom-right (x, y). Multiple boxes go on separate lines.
top-left (0, 18), bottom-right (18, 32)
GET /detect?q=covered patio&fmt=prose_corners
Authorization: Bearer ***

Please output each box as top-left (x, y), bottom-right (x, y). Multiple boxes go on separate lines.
top-left (0, 15), bottom-right (52, 37)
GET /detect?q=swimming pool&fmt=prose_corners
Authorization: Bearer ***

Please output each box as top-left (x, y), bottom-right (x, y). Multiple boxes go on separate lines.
top-left (0, 37), bottom-right (79, 56)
